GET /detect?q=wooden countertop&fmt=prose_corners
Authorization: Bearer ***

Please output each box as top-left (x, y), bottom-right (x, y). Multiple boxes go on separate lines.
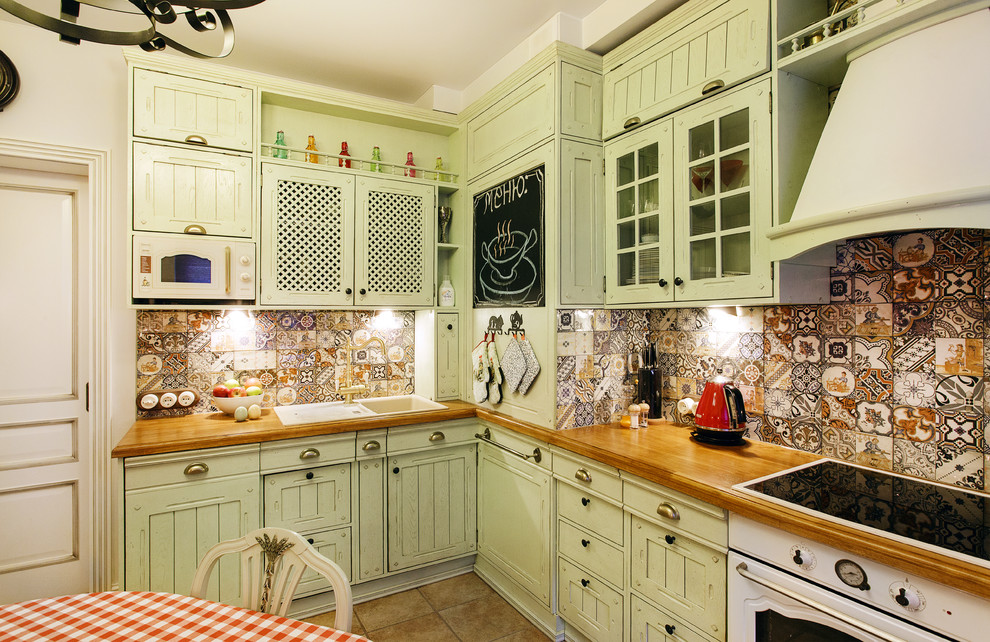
top-left (114, 404), bottom-right (990, 599)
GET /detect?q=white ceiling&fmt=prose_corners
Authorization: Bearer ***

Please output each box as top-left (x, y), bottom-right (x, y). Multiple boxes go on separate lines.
top-left (1, 0), bottom-right (688, 109)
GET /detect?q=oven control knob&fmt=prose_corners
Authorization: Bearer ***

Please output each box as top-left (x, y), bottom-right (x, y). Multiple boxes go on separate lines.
top-left (789, 545), bottom-right (817, 570)
top-left (889, 583), bottom-right (925, 612)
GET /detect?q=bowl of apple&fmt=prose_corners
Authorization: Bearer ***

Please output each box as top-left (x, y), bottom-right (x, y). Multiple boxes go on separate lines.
top-left (212, 377), bottom-right (264, 420)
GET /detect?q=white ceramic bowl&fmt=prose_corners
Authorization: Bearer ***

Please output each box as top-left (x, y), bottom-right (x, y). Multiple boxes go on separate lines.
top-left (212, 395), bottom-right (262, 415)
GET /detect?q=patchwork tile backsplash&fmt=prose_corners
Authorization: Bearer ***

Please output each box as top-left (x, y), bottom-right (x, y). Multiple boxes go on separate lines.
top-left (136, 309), bottom-right (415, 418)
top-left (556, 229), bottom-right (989, 491)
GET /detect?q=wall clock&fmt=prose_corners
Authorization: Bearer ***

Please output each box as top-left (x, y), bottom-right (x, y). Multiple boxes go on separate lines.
top-left (0, 49), bottom-right (19, 111)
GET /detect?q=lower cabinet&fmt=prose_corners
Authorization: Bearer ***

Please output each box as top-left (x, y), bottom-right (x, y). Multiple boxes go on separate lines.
top-left (387, 442), bottom-right (477, 571)
top-left (476, 430), bottom-right (552, 604)
top-left (630, 594), bottom-right (712, 642)
top-left (123, 445), bottom-right (261, 603)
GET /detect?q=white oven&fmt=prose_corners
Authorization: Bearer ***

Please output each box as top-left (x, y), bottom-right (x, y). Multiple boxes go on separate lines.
top-left (132, 232), bottom-right (255, 301)
top-left (729, 515), bottom-right (986, 642)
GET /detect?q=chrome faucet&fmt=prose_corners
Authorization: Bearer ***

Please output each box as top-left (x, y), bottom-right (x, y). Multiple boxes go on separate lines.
top-left (339, 336), bottom-right (387, 404)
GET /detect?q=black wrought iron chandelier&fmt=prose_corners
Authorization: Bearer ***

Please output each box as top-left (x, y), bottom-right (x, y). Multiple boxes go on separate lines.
top-left (0, 0), bottom-right (265, 58)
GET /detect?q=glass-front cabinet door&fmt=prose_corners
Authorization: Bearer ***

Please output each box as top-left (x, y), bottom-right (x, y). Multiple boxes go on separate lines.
top-left (604, 118), bottom-right (675, 305)
top-left (672, 78), bottom-right (772, 301)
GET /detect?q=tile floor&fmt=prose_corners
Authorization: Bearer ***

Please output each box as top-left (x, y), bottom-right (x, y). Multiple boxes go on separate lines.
top-left (304, 572), bottom-right (549, 641)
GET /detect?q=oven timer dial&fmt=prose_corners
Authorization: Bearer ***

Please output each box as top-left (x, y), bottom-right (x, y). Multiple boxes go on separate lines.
top-left (835, 559), bottom-right (870, 591)
top-left (889, 582), bottom-right (925, 612)
top-left (789, 545), bottom-right (817, 570)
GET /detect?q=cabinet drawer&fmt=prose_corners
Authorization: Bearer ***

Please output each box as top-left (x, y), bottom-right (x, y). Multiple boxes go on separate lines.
top-left (387, 419), bottom-right (477, 454)
top-left (553, 449), bottom-right (622, 500)
top-left (557, 480), bottom-right (623, 546)
top-left (295, 527), bottom-right (352, 598)
top-left (557, 519), bottom-right (623, 589)
top-left (557, 557), bottom-right (623, 642)
top-left (467, 65), bottom-right (555, 180)
top-left (630, 515), bottom-right (726, 640)
top-left (133, 68), bottom-right (253, 152)
top-left (260, 433), bottom-right (356, 472)
top-left (264, 463), bottom-right (351, 533)
top-left (124, 444), bottom-right (259, 490)
top-left (623, 475), bottom-right (727, 548)
top-left (630, 594), bottom-right (712, 642)
top-left (356, 429), bottom-right (386, 460)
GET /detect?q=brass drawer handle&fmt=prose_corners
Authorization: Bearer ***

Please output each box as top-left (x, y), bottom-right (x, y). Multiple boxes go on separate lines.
top-left (183, 224), bottom-right (206, 234)
top-left (299, 448), bottom-right (320, 460)
top-left (184, 134), bottom-right (208, 145)
top-left (429, 431), bottom-right (445, 442)
top-left (183, 463), bottom-right (208, 476)
top-left (657, 502), bottom-right (680, 520)
top-left (623, 116), bottom-right (641, 129)
top-left (702, 79), bottom-right (725, 95)
top-left (575, 468), bottom-right (592, 483)
top-left (362, 440), bottom-right (381, 451)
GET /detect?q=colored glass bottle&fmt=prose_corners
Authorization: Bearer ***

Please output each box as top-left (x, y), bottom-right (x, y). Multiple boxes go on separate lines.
top-left (339, 141), bottom-right (351, 168)
top-left (434, 156), bottom-right (445, 182)
top-left (370, 146), bottom-right (382, 172)
top-left (273, 130), bottom-right (288, 159)
top-left (404, 151), bottom-right (416, 178)
top-left (305, 135), bottom-right (318, 163)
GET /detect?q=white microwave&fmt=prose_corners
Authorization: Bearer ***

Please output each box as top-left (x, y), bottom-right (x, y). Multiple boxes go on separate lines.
top-left (132, 232), bottom-right (256, 301)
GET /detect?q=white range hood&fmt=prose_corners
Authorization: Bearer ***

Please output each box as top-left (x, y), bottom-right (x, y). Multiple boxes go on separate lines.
top-left (768, 7), bottom-right (990, 261)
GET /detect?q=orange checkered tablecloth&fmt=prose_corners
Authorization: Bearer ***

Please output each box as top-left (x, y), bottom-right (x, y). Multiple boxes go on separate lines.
top-left (0, 591), bottom-right (369, 642)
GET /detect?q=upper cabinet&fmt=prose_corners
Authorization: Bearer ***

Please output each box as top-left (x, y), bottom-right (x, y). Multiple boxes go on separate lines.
top-left (133, 142), bottom-right (253, 238)
top-left (606, 79), bottom-right (772, 305)
top-left (260, 163), bottom-right (435, 308)
top-left (602, 0), bottom-right (769, 140)
top-left (133, 69), bottom-right (253, 153)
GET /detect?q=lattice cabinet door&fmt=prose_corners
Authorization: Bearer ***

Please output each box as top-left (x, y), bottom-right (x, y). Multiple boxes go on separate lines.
top-left (260, 163), bottom-right (355, 306)
top-left (355, 177), bottom-right (436, 307)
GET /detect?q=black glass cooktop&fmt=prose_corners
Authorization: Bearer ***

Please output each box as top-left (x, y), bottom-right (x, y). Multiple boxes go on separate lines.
top-left (742, 460), bottom-right (990, 564)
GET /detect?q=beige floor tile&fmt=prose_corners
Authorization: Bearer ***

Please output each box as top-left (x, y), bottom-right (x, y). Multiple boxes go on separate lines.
top-left (440, 594), bottom-right (531, 642)
top-left (302, 611), bottom-right (366, 635)
top-left (364, 612), bottom-right (460, 642)
top-left (419, 572), bottom-right (495, 610)
top-left (354, 588), bottom-right (434, 631)
top-left (492, 625), bottom-right (550, 641)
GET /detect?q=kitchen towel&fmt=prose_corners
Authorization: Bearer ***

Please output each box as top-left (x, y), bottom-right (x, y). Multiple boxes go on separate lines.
top-left (487, 339), bottom-right (502, 404)
top-left (471, 341), bottom-right (489, 404)
top-left (517, 336), bottom-right (541, 395)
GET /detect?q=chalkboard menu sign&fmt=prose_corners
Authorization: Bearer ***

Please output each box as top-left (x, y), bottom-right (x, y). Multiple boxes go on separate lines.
top-left (473, 165), bottom-right (545, 307)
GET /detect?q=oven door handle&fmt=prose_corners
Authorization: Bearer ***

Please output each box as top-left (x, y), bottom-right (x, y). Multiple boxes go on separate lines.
top-left (735, 563), bottom-right (908, 642)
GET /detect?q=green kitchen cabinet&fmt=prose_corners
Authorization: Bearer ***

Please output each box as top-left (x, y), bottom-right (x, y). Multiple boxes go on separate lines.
top-left (476, 426), bottom-right (553, 607)
top-left (260, 163), bottom-right (435, 308)
top-left (605, 77), bottom-right (772, 305)
top-left (123, 445), bottom-right (260, 603)
top-left (602, 0), bottom-right (769, 140)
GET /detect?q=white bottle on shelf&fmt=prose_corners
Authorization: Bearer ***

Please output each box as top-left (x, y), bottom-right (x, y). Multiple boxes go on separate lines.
top-left (439, 275), bottom-right (455, 307)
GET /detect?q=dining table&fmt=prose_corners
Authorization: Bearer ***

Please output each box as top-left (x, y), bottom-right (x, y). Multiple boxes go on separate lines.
top-left (0, 590), bottom-right (371, 641)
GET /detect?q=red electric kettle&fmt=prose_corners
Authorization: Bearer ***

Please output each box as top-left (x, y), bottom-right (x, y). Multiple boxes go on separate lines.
top-left (693, 370), bottom-right (747, 444)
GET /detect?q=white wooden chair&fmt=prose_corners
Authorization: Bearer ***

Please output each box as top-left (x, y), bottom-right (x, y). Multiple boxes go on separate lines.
top-left (190, 527), bottom-right (353, 631)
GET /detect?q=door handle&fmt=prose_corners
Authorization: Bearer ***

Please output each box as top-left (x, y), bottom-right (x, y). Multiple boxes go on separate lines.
top-left (362, 440), bottom-right (381, 451)
top-left (299, 448), bottom-right (320, 460)
top-left (184, 463), bottom-right (209, 476)
top-left (574, 468), bottom-right (592, 483)
top-left (702, 79), bottom-right (725, 95)
top-left (184, 134), bottom-right (208, 145)
top-left (429, 431), bottom-right (445, 442)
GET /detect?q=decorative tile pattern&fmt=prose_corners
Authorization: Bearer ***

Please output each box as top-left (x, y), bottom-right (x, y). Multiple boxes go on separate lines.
top-left (934, 375), bottom-right (984, 415)
top-left (821, 395), bottom-right (857, 431)
top-left (823, 337), bottom-right (853, 365)
top-left (933, 300), bottom-right (984, 338)
top-left (893, 232), bottom-right (935, 267)
top-left (892, 302), bottom-right (935, 336)
top-left (856, 401), bottom-right (891, 436)
top-left (892, 267), bottom-right (938, 302)
top-left (852, 337), bottom-right (892, 371)
top-left (855, 236), bottom-right (893, 271)
top-left (893, 336), bottom-right (935, 373)
top-left (853, 271), bottom-right (893, 303)
top-left (892, 406), bottom-right (939, 442)
top-left (893, 372), bottom-right (938, 408)
top-left (893, 439), bottom-right (936, 480)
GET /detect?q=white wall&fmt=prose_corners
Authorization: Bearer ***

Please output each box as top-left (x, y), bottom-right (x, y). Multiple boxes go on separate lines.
top-left (0, 19), bottom-right (136, 587)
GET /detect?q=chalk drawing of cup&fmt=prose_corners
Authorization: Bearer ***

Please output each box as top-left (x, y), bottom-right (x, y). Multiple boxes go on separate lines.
top-left (482, 229), bottom-right (537, 284)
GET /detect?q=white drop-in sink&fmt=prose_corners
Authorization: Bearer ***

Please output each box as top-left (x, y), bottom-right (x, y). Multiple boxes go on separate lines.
top-left (273, 395), bottom-right (446, 426)
top-left (274, 402), bottom-right (376, 426)
top-left (357, 394), bottom-right (446, 415)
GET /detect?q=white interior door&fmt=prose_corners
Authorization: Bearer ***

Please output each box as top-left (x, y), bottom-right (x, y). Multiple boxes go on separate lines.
top-left (0, 162), bottom-right (92, 602)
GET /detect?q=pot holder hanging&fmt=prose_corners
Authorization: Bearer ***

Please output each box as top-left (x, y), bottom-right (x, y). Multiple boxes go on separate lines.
top-left (518, 335), bottom-right (541, 395)
top-left (471, 339), bottom-right (490, 404)
top-left (500, 335), bottom-right (527, 394)
top-left (487, 338), bottom-right (503, 404)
